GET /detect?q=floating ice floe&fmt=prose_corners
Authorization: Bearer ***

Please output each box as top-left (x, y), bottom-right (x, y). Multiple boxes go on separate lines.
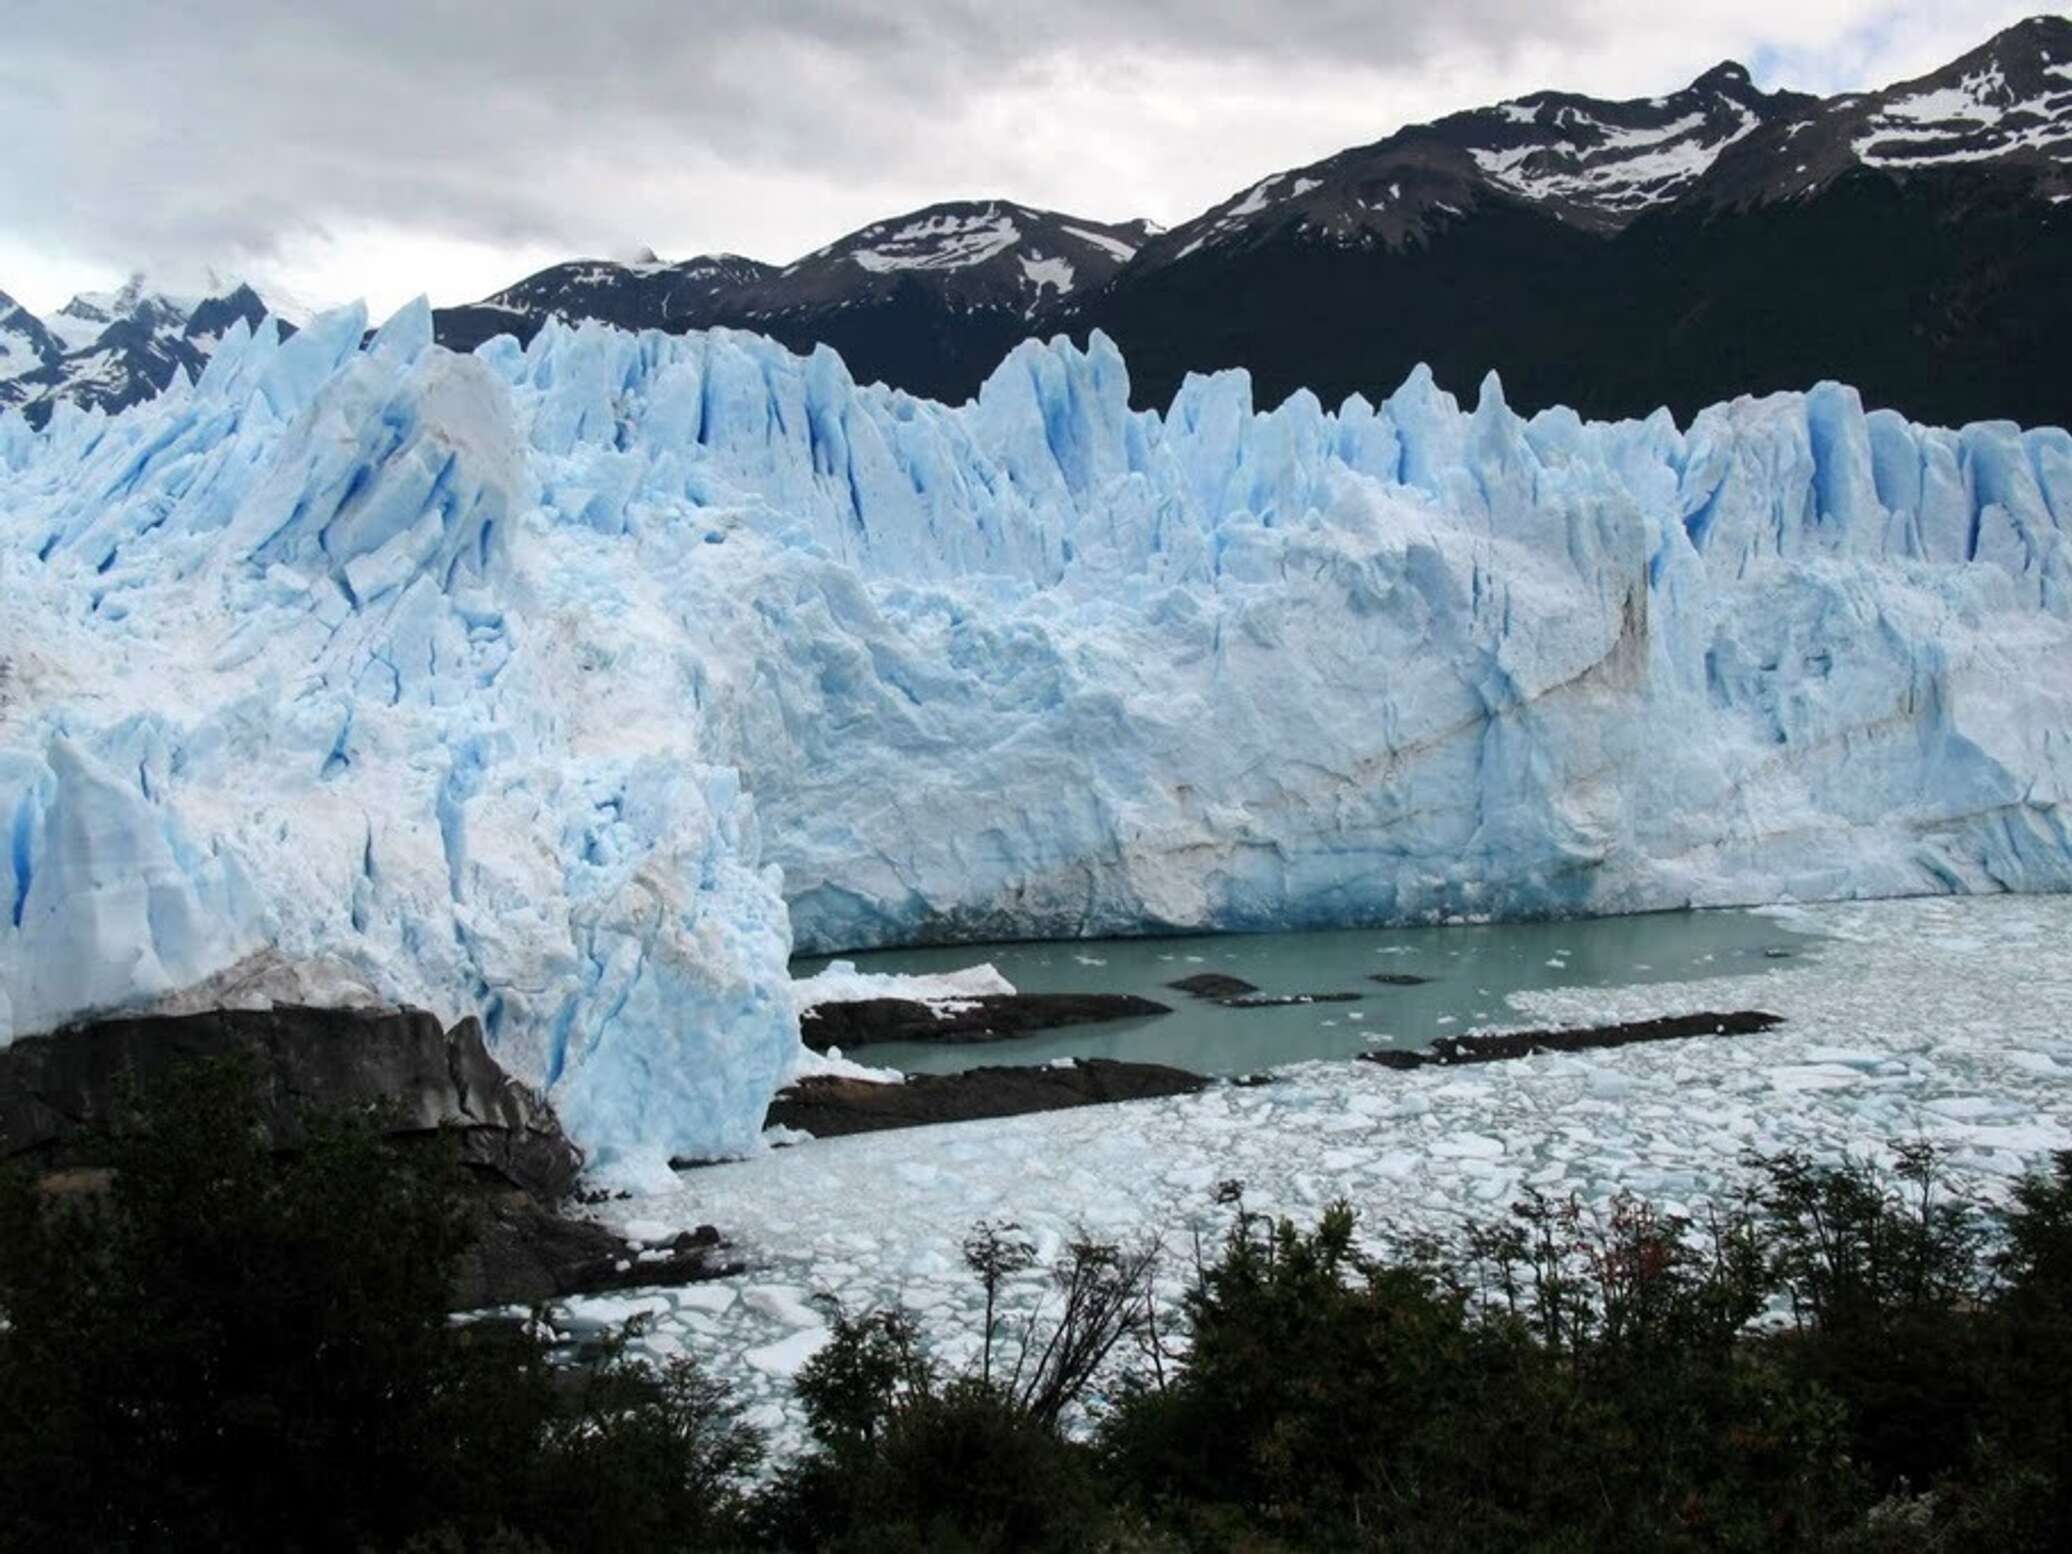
top-left (592, 896), bottom-right (2072, 1453)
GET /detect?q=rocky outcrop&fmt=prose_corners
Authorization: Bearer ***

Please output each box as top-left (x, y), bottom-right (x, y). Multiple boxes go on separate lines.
top-left (0, 1003), bottom-right (751, 1308)
top-left (799, 992), bottom-right (1171, 1050)
top-left (1361, 1010), bottom-right (1784, 1070)
top-left (1167, 973), bottom-right (1260, 999)
top-left (450, 1206), bottom-right (738, 1311)
top-left (0, 1003), bottom-right (579, 1201)
top-left (762, 1058), bottom-right (1208, 1138)
top-left (1220, 991), bottom-right (1363, 1008)
top-left (1168, 973), bottom-right (1363, 1007)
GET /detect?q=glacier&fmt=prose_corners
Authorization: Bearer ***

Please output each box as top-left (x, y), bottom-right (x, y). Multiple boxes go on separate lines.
top-left (2, 301), bottom-right (2069, 1181)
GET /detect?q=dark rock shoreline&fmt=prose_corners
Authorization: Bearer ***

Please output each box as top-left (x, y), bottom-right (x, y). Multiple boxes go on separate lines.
top-left (1167, 972), bottom-right (1364, 1007)
top-left (1, 1004), bottom-right (576, 1198)
top-left (768, 1008), bottom-right (1789, 1140)
top-left (4, 997), bottom-right (1792, 1296)
top-left (799, 991), bottom-right (1170, 1049)
top-left (1222, 991), bottom-right (1363, 1008)
top-left (1166, 972), bottom-right (1259, 999)
top-left (1361, 1010), bottom-right (1785, 1070)
top-left (764, 1058), bottom-right (1208, 1138)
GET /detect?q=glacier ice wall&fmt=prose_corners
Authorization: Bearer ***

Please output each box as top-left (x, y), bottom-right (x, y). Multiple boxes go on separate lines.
top-left (3, 304), bottom-right (2070, 1170)
top-left (0, 305), bottom-right (795, 1185)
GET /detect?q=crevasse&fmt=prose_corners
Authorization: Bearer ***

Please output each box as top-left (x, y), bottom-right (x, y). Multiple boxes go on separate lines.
top-left (2, 301), bottom-right (2068, 1180)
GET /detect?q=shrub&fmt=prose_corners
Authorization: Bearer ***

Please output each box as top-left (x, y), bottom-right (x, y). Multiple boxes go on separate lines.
top-left (0, 1056), bottom-right (491, 1551)
top-left (1754, 1145), bottom-right (1995, 1497)
top-left (1978, 1151), bottom-right (2072, 1550)
top-left (758, 1227), bottom-right (1152, 1552)
top-left (1100, 1182), bottom-right (1867, 1551)
top-left (512, 1346), bottom-right (764, 1553)
top-left (8, 1057), bottom-right (2072, 1554)
top-left (0, 1056), bottom-right (760, 1554)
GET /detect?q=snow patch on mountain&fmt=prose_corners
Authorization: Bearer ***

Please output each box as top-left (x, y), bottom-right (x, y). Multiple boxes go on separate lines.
top-left (1061, 225), bottom-right (1139, 263)
top-left (1018, 254), bottom-right (1076, 302)
top-left (1, 275), bottom-right (290, 426)
top-left (849, 211), bottom-right (1023, 273)
top-left (1223, 175), bottom-right (1288, 219)
top-left (1853, 56), bottom-right (2072, 168)
top-left (0, 296), bottom-right (56, 388)
top-left (1470, 106), bottom-right (1760, 212)
top-left (1782, 21), bottom-right (2072, 183)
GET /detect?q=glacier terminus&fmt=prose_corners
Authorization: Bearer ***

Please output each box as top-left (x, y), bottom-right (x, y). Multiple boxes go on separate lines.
top-left (2, 302), bottom-right (2068, 1184)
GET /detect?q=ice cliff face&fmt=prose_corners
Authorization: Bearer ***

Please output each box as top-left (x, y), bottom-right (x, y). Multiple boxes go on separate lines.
top-left (0, 306), bottom-right (794, 1185)
top-left (3, 306), bottom-right (2069, 1176)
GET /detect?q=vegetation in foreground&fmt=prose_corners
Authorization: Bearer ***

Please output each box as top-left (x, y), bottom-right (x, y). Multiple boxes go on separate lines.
top-left (3, 1059), bottom-right (2070, 1553)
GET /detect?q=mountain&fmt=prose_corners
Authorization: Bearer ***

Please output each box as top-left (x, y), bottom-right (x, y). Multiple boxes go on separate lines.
top-left (17, 17), bottom-right (2072, 431)
top-left (420, 16), bottom-right (2072, 431)
top-left (1693, 15), bottom-right (2072, 210)
top-left (434, 252), bottom-right (780, 353)
top-left (1119, 57), bottom-right (1810, 265)
top-left (0, 276), bottom-right (290, 427)
top-left (0, 289), bottom-right (62, 391)
top-left (433, 201), bottom-right (1160, 401)
top-left (1059, 14), bottom-right (2072, 427)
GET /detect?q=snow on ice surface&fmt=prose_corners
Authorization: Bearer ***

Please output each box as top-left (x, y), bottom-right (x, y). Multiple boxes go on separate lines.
top-left (596, 895), bottom-right (2072, 1454)
top-left (4, 302), bottom-right (2072, 1174)
top-left (791, 960), bottom-right (1015, 1015)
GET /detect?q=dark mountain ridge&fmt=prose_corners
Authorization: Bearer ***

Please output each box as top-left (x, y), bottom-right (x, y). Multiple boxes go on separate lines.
top-left (1056, 14), bottom-right (2072, 427)
top-left (0, 277), bottom-right (287, 428)
top-left (433, 201), bottom-right (1158, 402)
top-left (11, 15), bottom-right (2072, 431)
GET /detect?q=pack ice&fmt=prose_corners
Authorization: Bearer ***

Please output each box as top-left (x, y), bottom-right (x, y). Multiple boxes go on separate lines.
top-left (2, 301), bottom-right (2068, 1181)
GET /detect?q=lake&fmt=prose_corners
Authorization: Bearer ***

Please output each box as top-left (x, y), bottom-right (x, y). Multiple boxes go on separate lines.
top-left (793, 908), bottom-right (1822, 1075)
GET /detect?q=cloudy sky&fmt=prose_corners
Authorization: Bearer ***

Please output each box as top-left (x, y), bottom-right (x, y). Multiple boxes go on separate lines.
top-left (0, 0), bottom-right (2055, 316)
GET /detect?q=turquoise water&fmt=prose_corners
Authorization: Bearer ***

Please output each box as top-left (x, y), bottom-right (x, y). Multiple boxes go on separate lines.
top-left (793, 909), bottom-right (1821, 1076)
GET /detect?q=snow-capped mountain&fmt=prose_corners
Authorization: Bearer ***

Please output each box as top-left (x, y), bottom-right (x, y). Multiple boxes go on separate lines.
top-left (432, 201), bottom-right (1158, 401)
top-left (1129, 58), bottom-right (1812, 267)
top-left (1692, 14), bottom-right (2072, 209)
top-left (434, 252), bottom-right (780, 353)
top-left (15, 16), bottom-right (2072, 432)
top-left (1062, 13), bottom-right (2072, 431)
top-left (0, 275), bottom-right (291, 427)
top-left (1100, 16), bottom-right (2069, 284)
top-left (411, 16), bottom-right (2072, 433)
top-left (42, 281), bottom-right (150, 354)
top-left (746, 201), bottom-right (1158, 316)
top-left (0, 290), bottom-right (61, 389)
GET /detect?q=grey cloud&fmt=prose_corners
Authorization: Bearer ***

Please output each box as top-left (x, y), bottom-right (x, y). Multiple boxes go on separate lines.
top-left (0, 0), bottom-right (1575, 277)
top-left (0, 1), bottom-right (2035, 297)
